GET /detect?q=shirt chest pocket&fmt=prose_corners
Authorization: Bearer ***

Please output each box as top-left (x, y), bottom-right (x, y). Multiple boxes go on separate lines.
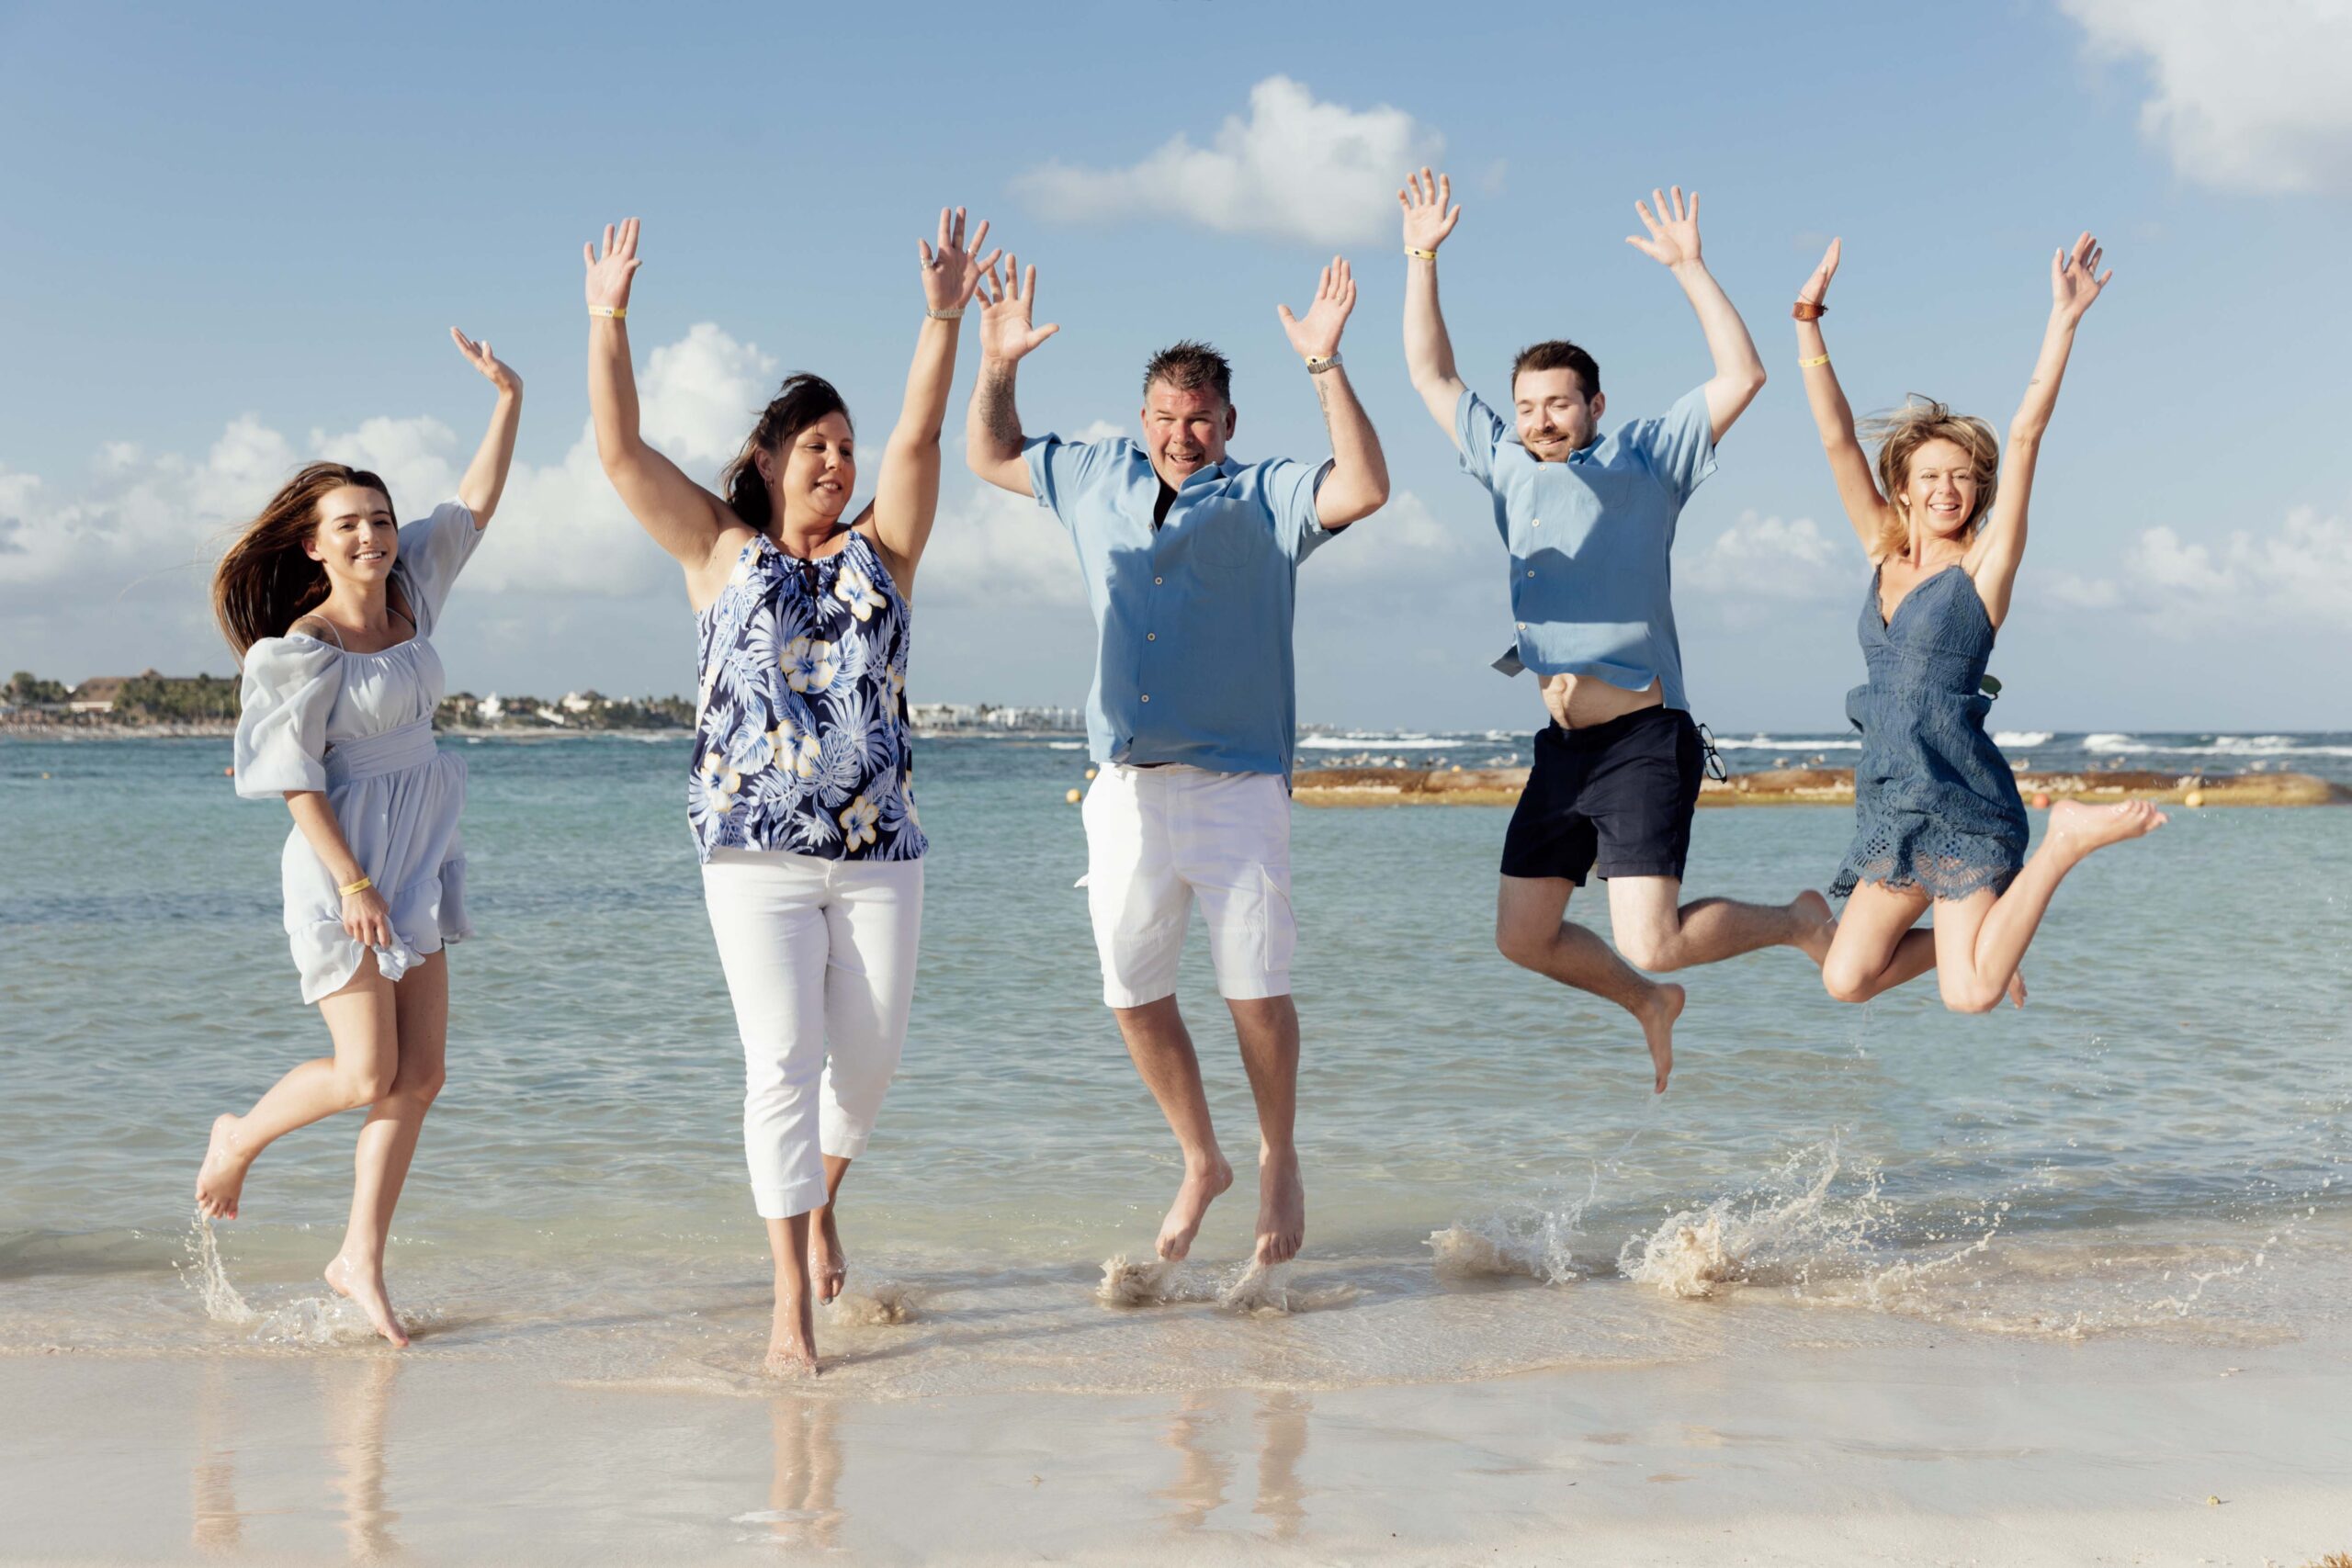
top-left (1182, 506), bottom-right (1271, 571)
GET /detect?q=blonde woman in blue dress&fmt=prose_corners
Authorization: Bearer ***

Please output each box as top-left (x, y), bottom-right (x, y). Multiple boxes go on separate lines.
top-left (583, 209), bottom-right (995, 1375)
top-left (1794, 233), bottom-right (2164, 1011)
top-left (196, 331), bottom-right (520, 1347)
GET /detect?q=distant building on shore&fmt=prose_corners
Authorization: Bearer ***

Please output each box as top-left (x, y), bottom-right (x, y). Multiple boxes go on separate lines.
top-left (909, 702), bottom-right (1083, 734)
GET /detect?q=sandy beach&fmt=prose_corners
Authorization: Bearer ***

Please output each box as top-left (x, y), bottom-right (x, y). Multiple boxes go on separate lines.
top-left (6, 1328), bottom-right (2346, 1563)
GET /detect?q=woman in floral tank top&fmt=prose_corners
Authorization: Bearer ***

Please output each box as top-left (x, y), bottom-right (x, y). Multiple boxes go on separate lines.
top-left (584, 208), bottom-right (998, 1376)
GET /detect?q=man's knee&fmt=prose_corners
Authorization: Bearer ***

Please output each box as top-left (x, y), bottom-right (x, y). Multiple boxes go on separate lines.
top-left (1495, 919), bottom-right (1549, 971)
top-left (1615, 924), bottom-right (1681, 973)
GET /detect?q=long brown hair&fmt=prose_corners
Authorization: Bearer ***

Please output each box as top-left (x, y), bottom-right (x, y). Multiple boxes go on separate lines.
top-left (716, 374), bottom-right (852, 535)
top-left (1859, 397), bottom-right (2000, 562)
top-left (212, 462), bottom-right (394, 657)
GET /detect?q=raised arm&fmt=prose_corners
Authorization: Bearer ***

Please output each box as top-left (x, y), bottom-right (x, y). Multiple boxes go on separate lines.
top-left (1279, 256), bottom-right (1389, 528)
top-left (1627, 186), bottom-right (1766, 444)
top-left (965, 255), bottom-right (1061, 497)
top-left (1792, 238), bottom-right (1898, 557)
top-left (1968, 231), bottom-right (2112, 627)
top-left (583, 218), bottom-right (736, 575)
top-left (448, 329), bottom-right (521, 526)
top-left (1398, 167), bottom-right (1468, 436)
top-left (865, 207), bottom-right (1001, 593)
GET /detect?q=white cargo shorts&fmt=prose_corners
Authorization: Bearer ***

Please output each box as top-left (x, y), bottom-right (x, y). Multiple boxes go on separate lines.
top-left (1077, 763), bottom-right (1295, 1008)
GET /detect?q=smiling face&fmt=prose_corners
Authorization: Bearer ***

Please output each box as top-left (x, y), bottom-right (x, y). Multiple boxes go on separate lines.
top-left (1140, 378), bottom-right (1235, 491)
top-left (301, 484), bottom-right (398, 587)
top-left (759, 411), bottom-right (857, 526)
top-left (1510, 368), bottom-right (1605, 462)
top-left (1895, 436), bottom-right (1983, 544)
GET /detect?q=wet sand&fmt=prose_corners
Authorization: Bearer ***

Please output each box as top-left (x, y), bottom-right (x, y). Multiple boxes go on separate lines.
top-left (5, 1330), bottom-right (2344, 1564)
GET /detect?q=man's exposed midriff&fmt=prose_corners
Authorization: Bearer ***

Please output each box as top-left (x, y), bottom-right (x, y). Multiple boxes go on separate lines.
top-left (1542, 671), bottom-right (1666, 731)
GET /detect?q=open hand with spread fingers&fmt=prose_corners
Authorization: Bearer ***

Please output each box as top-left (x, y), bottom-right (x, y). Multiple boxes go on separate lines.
top-left (2051, 231), bottom-right (2112, 325)
top-left (1278, 256), bottom-right (1356, 360)
top-left (976, 254), bottom-right (1060, 364)
top-left (449, 328), bottom-right (520, 396)
top-left (1626, 186), bottom-right (1704, 269)
top-left (583, 218), bottom-right (642, 313)
top-left (919, 206), bottom-right (1001, 316)
top-left (1399, 167), bottom-right (1462, 254)
top-left (1799, 237), bottom-right (1841, 312)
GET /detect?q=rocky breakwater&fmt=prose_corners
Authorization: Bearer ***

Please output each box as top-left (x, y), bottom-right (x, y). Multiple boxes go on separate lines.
top-left (1294, 764), bottom-right (2348, 808)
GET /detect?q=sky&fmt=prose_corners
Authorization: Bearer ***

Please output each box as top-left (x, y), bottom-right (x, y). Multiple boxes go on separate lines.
top-left (3, 0), bottom-right (2349, 734)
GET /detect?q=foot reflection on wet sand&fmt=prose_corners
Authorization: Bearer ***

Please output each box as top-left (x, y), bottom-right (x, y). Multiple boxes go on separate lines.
top-left (757, 1395), bottom-right (843, 1549)
top-left (187, 1356), bottom-right (403, 1561)
top-left (1157, 1389), bottom-right (1315, 1539)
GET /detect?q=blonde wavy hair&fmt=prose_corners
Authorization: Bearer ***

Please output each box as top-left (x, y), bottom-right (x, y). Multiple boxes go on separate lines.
top-left (1859, 397), bottom-right (2000, 561)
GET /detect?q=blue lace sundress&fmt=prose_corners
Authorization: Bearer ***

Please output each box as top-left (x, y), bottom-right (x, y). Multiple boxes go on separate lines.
top-left (688, 528), bottom-right (925, 863)
top-left (1831, 563), bottom-right (2028, 901)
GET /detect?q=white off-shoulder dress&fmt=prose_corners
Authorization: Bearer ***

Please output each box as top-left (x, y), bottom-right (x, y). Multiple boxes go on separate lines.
top-left (232, 502), bottom-right (482, 1003)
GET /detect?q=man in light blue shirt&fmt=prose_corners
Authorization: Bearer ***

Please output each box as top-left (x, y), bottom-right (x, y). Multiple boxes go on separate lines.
top-left (1401, 172), bottom-right (1833, 1094)
top-left (967, 254), bottom-right (1389, 1271)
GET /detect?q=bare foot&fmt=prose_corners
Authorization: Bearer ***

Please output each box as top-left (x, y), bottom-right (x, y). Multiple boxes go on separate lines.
top-left (1789, 890), bottom-right (1836, 968)
top-left (2046, 798), bottom-right (2167, 863)
top-left (2007, 967), bottom-right (2029, 1009)
top-left (196, 1114), bottom-right (251, 1221)
top-left (766, 1280), bottom-right (819, 1378)
top-left (323, 1254), bottom-right (410, 1348)
top-left (1638, 983), bottom-right (1685, 1094)
top-left (1253, 1145), bottom-right (1305, 1267)
top-left (808, 1205), bottom-right (846, 1306)
top-left (1158, 1151), bottom-right (1235, 1261)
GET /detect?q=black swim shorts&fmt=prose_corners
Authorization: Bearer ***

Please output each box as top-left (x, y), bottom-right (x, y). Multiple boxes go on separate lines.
top-left (1498, 706), bottom-right (1704, 885)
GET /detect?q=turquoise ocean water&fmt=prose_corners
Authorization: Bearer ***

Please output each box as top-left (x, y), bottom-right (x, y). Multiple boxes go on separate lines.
top-left (2, 734), bottom-right (2346, 1394)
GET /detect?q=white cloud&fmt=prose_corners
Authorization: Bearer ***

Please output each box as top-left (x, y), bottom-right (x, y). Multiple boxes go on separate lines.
top-left (1311, 489), bottom-right (1481, 581)
top-left (0, 323), bottom-right (777, 605)
top-left (1013, 76), bottom-right (1442, 246)
top-left (1681, 512), bottom-right (1856, 603)
top-left (2027, 504), bottom-right (2352, 629)
top-left (2061, 0), bottom-right (2352, 193)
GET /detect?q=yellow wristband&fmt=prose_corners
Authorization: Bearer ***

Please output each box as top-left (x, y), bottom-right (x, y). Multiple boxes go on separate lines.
top-left (588, 305), bottom-right (627, 320)
top-left (1405, 247), bottom-right (1439, 262)
top-left (1799, 353), bottom-right (1831, 369)
top-left (338, 875), bottom-right (373, 897)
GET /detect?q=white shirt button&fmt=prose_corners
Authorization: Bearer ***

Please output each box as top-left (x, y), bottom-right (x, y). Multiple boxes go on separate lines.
top-left (1526, 569), bottom-right (1536, 578)
top-left (1532, 517), bottom-right (1542, 526)
top-left (1153, 576), bottom-right (1163, 585)
top-left (1516, 621), bottom-right (1527, 630)
top-left (1140, 694), bottom-right (1150, 703)
top-left (1147, 633), bottom-right (1156, 641)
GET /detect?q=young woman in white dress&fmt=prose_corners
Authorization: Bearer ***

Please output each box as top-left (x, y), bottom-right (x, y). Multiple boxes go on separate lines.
top-left (196, 330), bottom-right (520, 1348)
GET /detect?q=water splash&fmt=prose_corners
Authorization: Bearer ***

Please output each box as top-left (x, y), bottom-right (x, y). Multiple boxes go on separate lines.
top-left (828, 1282), bottom-right (920, 1325)
top-left (177, 1213), bottom-right (256, 1325)
top-left (1620, 1141), bottom-right (1876, 1299)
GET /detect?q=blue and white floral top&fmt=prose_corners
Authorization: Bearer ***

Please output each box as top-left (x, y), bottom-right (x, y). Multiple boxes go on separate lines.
top-left (689, 528), bottom-right (924, 863)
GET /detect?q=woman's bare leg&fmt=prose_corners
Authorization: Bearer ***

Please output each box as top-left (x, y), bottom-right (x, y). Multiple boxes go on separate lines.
top-left (808, 1156), bottom-right (852, 1305)
top-left (325, 953), bottom-right (448, 1347)
top-left (1929, 800), bottom-right (2166, 1013)
top-left (766, 1213), bottom-right (820, 1375)
top-left (1821, 881), bottom-right (1938, 1003)
top-left (196, 964), bottom-right (400, 1220)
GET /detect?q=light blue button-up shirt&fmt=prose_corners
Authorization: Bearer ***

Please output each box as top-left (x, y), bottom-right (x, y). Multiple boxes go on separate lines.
top-left (1025, 434), bottom-right (1332, 776)
top-left (1456, 385), bottom-right (1716, 712)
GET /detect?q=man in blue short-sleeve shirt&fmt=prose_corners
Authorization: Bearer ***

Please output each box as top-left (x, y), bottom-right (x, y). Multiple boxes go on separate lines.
top-left (967, 254), bottom-right (1390, 1271)
top-left (1400, 173), bottom-right (1835, 1094)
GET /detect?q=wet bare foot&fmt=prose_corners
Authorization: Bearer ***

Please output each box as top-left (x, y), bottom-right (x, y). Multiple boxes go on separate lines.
top-left (1158, 1151), bottom-right (1235, 1261)
top-left (1638, 983), bottom-right (1685, 1094)
top-left (766, 1280), bottom-right (819, 1378)
top-left (2007, 967), bottom-right (2029, 1009)
top-left (2047, 798), bottom-right (2167, 863)
top-left (196, 1114), bottom-right (251, 1221)
top-left (324, 1253), bottom-right (409, 1348)
top-left (1790, 890), bottom-right (1836, 967)
top-left (808, 1205), bottom-right (846, 1305)
top-left (1253, 1145), bottom-right (1305, 1267)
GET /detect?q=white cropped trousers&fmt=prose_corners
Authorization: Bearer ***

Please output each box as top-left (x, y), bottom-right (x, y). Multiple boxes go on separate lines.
top-left (700, 848), bottom-right (924, 1220)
